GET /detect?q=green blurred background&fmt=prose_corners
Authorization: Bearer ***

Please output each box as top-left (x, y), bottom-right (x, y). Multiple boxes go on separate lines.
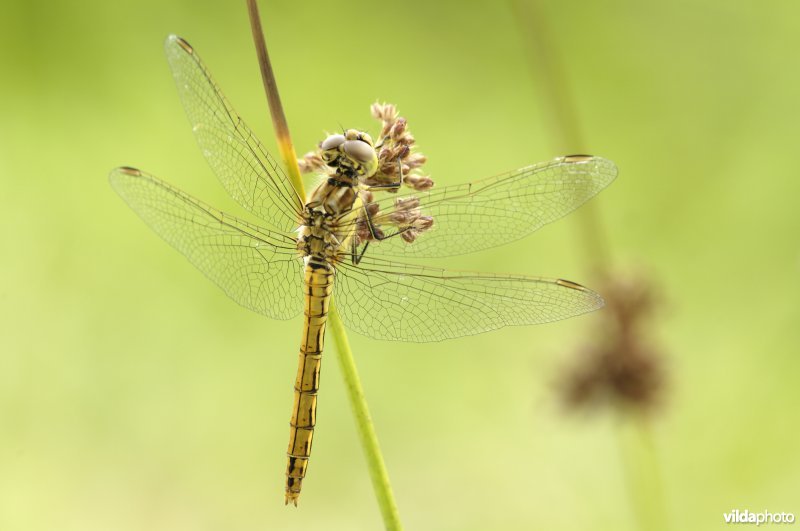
top-left (1, 1), bottom-right (798, 529)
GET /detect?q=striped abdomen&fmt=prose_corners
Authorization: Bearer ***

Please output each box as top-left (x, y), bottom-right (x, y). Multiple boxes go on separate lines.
top-left (285, 259), bottom-right (333, 505)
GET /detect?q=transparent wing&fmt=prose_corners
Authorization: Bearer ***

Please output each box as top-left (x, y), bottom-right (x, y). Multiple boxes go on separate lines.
top-left (347, 155), bottom-right (616, 258)
top-left (334, 255), bottom-right (603, 342)
top-left (164, 35), bottom-right (304, 233)
top-left (110, 167), bottom-right (304, 320)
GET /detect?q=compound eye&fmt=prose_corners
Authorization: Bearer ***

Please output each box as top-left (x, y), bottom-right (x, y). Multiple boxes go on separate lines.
top-left (343, 140), bottom-right (375, 163)
top-left (321, 134), bottom-right (346, 151)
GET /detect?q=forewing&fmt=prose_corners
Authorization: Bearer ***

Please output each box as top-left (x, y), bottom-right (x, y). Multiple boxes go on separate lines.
top-left (334, 256), bottom-right (603, 342)
top-left (350, 155), bottom-right (616, 258)
top-left (164, 35), bottom-right (304, 233)
top-left (110, 167), bottom-right (304, 320)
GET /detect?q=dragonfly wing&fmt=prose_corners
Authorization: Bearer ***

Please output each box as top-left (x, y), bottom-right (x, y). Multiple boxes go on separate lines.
top-left (164, 35), bottom-right (304, 233)
top-left (349, 155), bottom-right (616, 258)
top-left (334, 256), bottom-right (603, 342)
top-left (110, 167), bottom-right (304, 320)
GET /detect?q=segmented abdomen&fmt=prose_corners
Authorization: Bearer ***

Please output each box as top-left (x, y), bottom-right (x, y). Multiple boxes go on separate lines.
top-left (285, 259), bottom-right (333, 505)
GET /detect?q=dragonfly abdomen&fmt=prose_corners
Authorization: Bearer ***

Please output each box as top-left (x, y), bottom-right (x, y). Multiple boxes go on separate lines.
top-left (285, 260), bottom-right (333, 505)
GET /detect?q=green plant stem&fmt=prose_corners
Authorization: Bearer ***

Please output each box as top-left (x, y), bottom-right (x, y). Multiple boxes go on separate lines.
top-left (246, 2), bottom-right (402, 528)
top-left (616, 412), bottom-right (668, 531)
top-left (329, 307), bottom-right (403, 530)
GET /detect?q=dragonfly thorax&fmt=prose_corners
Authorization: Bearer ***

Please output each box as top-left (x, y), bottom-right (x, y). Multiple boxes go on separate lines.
top-left (298, 209), bottom-right (353, 263)
top-left (305, 176), bottom-right (360, 216)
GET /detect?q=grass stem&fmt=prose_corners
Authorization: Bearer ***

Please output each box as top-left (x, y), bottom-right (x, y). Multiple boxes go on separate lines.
top-left (616, 412), bottom-right (669, 531)
top-left (246, 0), bottom-right (305, 197)
top-left (329, 308), bottom-right (403, 530)
top-left (246, 2), bottom-right (402, 528)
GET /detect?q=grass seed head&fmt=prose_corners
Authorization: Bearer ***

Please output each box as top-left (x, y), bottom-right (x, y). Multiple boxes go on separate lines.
top-left (300, 102), bottom-right (436, 247)
top-left (560, 270), bottom-right (666, 412)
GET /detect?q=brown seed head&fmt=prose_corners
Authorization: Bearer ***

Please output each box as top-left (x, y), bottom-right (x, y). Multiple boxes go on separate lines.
top-left (300, 102), bottom-right (436, 248)
top-left (401, 230), bottom-right (417, 243)
top-left (298, 150), bottom-right (326, 174)
top-left (560, 269), bottom-right (666, 412)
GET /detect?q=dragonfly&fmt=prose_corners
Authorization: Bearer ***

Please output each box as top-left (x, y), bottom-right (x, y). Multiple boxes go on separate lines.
top-left (110, 35), bottom-right (617, 505)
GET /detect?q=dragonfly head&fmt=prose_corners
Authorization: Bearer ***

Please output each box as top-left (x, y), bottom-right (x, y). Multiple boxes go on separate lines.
top-left (320, 129), bottom-right (378, 179)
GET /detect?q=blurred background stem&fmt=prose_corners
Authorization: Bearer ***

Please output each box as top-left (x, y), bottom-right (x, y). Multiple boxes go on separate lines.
top-left (512, 1), bottom-right (668, 529)
top-left (616, 412), bottom-right (668, 531)
top-left (246, 1), bottom-right (402, 528)
top-left (511, 0), bottom-right (611, 273)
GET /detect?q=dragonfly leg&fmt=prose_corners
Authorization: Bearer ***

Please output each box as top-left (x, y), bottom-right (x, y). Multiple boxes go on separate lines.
top-left (352, 159), bottom-right (414, 264)
top-left (362, 200), bottom-right (413, 241)
top-left (350, 217), bottom-right (410, 265)
top-left (365, 158), bottom-right (404, 192)
top-left (365, 182), bottom-right (401, 191)
top-left (351, 195), bottom-right (412, 266)
top-left (351, 239), bottom-right (370, 266)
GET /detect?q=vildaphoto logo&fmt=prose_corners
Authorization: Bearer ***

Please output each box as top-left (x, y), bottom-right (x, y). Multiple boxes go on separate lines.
top-left (724, 510), bottom-right (796, 525)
